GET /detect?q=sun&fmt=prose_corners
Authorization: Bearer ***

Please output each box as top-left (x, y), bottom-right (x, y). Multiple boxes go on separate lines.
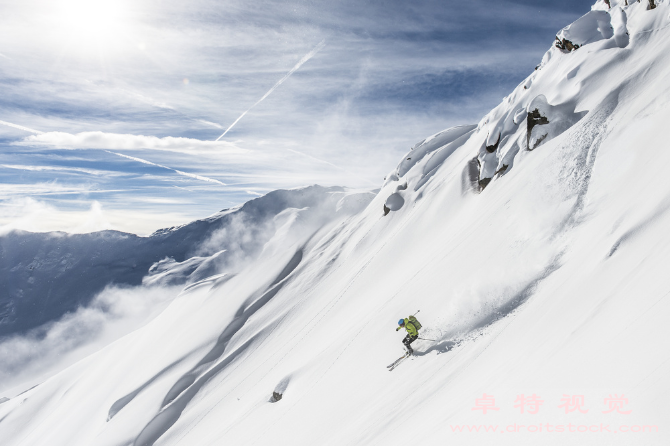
top-left (56, 0), bottom-right (129, 51)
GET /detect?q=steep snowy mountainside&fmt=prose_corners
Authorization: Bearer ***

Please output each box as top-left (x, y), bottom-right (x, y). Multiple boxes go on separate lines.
top-left (0, 186), bottom-right (373, 395)
top-left (2, 1), bottom-right (670, 445)
top-left (0, 186), bottom-right (372, 337)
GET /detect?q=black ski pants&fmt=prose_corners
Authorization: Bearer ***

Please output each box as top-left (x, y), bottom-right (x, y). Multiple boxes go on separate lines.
top-left (403, 334), bottom-right (418, 349)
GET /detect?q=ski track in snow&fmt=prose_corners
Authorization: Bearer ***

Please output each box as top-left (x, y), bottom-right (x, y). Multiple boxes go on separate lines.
top-left (554, 89), bottom-right (620, 233)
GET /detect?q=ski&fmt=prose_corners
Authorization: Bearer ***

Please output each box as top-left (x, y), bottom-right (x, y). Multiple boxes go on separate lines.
top-left (387, 352), bottom-right (410, 371)
top-left (389, 359), bottom-right (407, 371)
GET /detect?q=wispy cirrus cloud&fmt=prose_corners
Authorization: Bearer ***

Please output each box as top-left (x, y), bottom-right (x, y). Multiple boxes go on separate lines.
top-left (0, 182), bottom-right (127, 197)
top-left (1, 163), bottom-right (128, 176)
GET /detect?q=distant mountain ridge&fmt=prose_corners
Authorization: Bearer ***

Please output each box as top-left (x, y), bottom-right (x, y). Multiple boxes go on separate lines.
top-left (0, 185), bottom-right (374, 336)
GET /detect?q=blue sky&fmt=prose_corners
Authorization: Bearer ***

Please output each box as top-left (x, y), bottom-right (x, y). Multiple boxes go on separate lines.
top-left (0, 0), bottom-right (593, 235)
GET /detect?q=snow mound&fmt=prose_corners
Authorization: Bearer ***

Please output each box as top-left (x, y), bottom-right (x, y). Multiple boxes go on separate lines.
top-left (384, 192), bottom-right (405, 212)
top-left (393, 125), bottom-right (477, 178)
top-left (556, 10), bottom-right (613, 51)
top-left (610, 5), bottom-right (630, 48)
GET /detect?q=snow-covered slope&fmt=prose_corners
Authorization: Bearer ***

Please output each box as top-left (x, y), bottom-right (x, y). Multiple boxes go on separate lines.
top-left (1, 1), bottom-right (670, 445)
top-left (0, 186), bottom-right (374, 392)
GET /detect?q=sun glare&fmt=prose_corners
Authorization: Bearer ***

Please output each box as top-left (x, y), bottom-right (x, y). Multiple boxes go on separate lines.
top-left (56, 0), bottom-right (129, 50)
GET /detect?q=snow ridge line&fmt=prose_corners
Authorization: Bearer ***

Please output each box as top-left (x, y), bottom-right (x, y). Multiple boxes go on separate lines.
top-left (171, 224), bottom-right (368, 444)
top-left (108, 350), bottom-right (203, 421)
top-left (179, 240), bottom-right (370, 441)
top-left (171, 220), bottom-right (375, 444)
top-left (133, 248), bottom-right (308, 445)
top-left (170, 311), bottom-right (291, 446)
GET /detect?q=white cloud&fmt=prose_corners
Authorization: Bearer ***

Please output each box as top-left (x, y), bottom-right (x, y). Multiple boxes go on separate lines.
top-left (20, 131), bottom-right (249, 154)
top-left (0, 198), bottom-right (110, 235)
top-left (0, 197), bottom-right (195, 236)
top-left (0, 283), bottom-right (183, 394)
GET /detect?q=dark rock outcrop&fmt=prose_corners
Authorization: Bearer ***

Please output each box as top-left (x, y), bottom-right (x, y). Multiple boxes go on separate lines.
top-left (462, 157), bottom-right (481, 193)
top-left (526, 108), bottom-right (550, 150)
top-left (485, 133), bottom-right (501, 153)
top-left (478, 177), bottom-right (492, 190)
top-left (496, 164), bottom-right (509, 177)
top-left (555, 36), bottom-right (580, 52)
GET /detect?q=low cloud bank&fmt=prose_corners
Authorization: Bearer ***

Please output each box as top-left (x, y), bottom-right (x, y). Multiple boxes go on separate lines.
top-left (0, 283), bottom-right (182, 394)
top-left (0, 197), bottom-right (194, 236)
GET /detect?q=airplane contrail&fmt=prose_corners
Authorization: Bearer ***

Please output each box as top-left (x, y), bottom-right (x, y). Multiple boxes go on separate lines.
top-left (1, 119), bottom-right (226, 187)
top-left (0, 120), bottom-right (43, 134)
top-left (215, 40), bottom-right (326, 141)
top-left (105, 151), bottom-right (226, 186)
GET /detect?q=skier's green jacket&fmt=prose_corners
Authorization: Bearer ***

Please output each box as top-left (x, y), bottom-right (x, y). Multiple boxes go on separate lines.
top-left (396, 318), bottom-right (418, 337)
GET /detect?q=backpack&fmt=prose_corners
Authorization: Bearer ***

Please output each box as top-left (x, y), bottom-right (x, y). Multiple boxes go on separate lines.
top-left (408, 315), bottom-right (422, 331)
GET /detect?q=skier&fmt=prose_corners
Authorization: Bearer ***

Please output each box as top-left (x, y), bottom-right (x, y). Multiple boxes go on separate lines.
top-left (396, 316), bottom-right (419, 355)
